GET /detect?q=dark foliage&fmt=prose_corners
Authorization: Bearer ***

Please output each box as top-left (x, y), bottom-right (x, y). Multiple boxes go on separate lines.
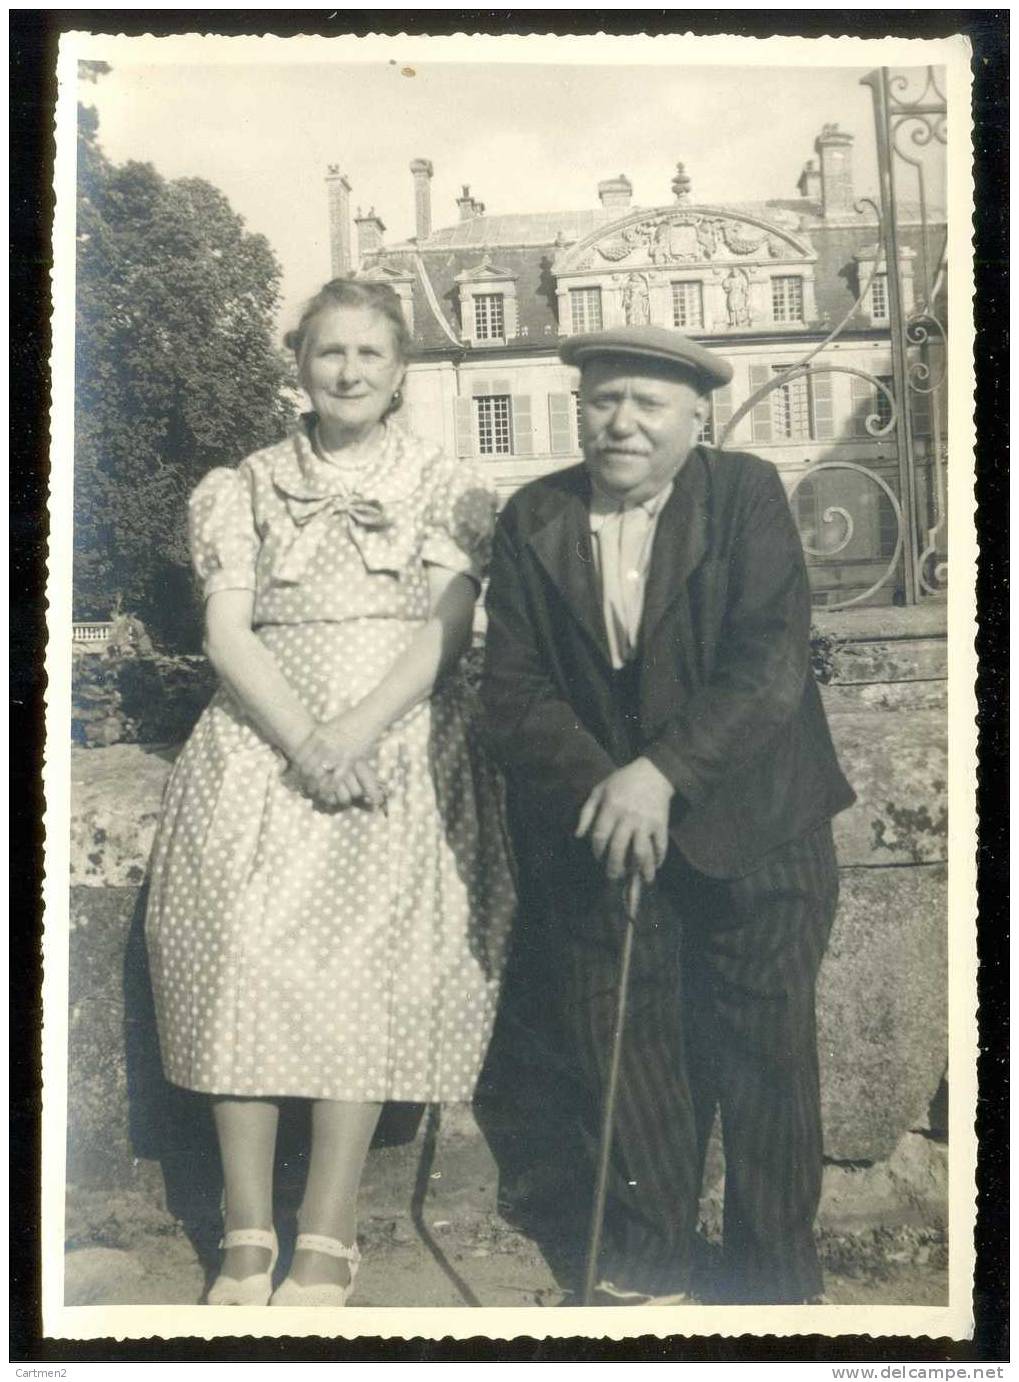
top-left (72, 614), bottom-right (216, 746)
top-left (809, 625), bottom-right (842, 685)
top-left (74, 98), bottom-right (296, 649)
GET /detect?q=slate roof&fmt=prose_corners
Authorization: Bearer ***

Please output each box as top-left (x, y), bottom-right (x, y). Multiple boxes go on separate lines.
top-left (367, 196), bottom-right (946, 356)
top-left (418, 207), bottom-right (624, 250)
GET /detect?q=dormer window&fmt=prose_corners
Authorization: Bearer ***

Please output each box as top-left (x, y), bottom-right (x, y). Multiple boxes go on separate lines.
top-left (869, 273), bottom-right (889, 322)
top-left (855, 244), bottom-right (915, 324)
top-left (474, 293), bottom-right (505, 341)
top-left (455, 259), bottom-right (518, 346)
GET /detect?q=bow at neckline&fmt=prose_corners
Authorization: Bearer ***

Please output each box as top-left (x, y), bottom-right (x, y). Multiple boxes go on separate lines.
top-left (270, 419), bottom-right (413, 582)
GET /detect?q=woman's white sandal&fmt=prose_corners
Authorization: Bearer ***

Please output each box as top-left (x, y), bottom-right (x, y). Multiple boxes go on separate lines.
top-left (206, 1228), bottom-right (279, 1306)
top-left (270, 1233), bottom-right (362, 1307)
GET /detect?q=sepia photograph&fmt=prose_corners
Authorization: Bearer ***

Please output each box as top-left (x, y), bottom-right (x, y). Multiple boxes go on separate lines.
top-left (41, 28), bottom-right (979, 1345)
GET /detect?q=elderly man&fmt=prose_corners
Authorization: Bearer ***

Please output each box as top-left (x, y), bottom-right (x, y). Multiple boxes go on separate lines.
top-left (482, 326), bottom-right (855, 1304)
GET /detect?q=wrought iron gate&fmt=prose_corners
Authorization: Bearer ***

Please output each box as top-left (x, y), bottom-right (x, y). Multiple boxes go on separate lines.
top-left (719, 66), bottom-right (948, 610)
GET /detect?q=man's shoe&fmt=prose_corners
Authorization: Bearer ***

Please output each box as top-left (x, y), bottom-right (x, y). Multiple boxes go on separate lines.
top-left (590, 1280), bottom-right (651, 1306)
top-left (591, 1280), bottom-right (693, 1306)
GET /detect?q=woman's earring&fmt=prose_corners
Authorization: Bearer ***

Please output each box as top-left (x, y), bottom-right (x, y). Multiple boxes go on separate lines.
top-left (390, 388), bottom-right (403, 411)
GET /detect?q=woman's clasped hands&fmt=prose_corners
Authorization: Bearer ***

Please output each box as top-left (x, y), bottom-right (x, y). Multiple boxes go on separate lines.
top-left (290, 711), bottom-right (387, 813)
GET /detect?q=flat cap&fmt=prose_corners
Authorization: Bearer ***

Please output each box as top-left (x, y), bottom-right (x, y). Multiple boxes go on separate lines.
top-left (560, 325), bottom-right (733, 391)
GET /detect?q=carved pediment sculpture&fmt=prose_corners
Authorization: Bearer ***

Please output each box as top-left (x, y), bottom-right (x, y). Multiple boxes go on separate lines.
top-left (555, 207), bottom-right (814, 276)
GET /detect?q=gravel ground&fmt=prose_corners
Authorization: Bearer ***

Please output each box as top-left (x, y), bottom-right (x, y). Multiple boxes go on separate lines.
top-left (64, 1129), bottom-right (947, 1311)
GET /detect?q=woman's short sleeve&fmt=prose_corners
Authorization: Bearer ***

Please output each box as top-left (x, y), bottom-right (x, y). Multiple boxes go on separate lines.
top-left (420, 456), bottom-right (498, 586)
top-left (188, 465), bottom-right (259, 599)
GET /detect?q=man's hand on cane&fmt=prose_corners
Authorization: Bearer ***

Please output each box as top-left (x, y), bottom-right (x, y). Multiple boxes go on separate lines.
top-left (575, 755), bottom-right (674, 884)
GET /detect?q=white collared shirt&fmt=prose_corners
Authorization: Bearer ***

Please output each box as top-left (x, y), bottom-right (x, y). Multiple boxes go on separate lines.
top-left (588, 481), bottom-right (674, 669)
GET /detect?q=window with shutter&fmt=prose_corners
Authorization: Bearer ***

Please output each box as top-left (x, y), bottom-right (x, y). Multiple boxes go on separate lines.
top-left (748, 365), bottom-right (773, 444)
top-left (512, 396), bottom-right (534, 456)
top-left (713, 383), bottom-right (734, 446)
top-left (547, 393), bottom-right (574, 455)
top-left (475, 395), bottom-right (513, 454)
top-left (771, 366), bottom-right (811, 440)
top-left (811, 371), bottom-right (834, 440)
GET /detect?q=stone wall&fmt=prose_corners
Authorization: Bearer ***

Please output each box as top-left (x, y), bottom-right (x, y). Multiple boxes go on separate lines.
top-left (65, 607), bottom-right (947, 1213)
top-left (814, 606), bottom-right (947, 1161)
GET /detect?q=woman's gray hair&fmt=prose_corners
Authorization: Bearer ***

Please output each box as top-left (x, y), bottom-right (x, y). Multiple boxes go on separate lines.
top-left (285, 278), bottom-right (413, 366)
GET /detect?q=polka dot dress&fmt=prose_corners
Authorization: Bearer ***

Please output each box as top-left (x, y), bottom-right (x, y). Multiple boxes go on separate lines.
top-left (145, 419), bottom-right (516, 1102)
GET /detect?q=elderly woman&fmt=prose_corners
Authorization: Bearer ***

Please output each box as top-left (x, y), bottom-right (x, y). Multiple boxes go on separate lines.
top-left (145, 279), bottom-right (515, 1307)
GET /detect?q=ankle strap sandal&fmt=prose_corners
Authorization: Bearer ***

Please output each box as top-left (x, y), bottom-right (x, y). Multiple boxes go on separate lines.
top-left (207, 1228), bottom-right (278, 1306)
top-left (269, 1233), bottom-right (361, 1307)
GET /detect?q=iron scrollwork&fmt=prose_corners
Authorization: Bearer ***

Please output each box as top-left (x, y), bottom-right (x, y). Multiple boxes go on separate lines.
top-left (713, 68), bottom-right (947, 609)
top-left (787, 462), bottom-right (905, 611)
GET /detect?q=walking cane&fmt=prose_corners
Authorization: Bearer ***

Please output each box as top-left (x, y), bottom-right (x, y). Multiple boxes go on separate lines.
top-left (581, 871), bottom-right (643, 1305)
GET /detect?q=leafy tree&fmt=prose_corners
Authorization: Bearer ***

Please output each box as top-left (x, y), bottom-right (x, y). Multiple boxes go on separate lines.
top-left (74, 97), bottom-right (296, 648)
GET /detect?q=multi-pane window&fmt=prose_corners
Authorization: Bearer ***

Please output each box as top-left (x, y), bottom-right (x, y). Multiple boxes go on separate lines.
top-left (672, 280), bottom-right (704, 330)
top-left (474, 293), bottom-right (505, 341)
top-left (771, 275), bottom-right (805, 323)
top-left (771, 366), bottom-right (811, 440)
top-left (874, 375), bottom-right (894, 430)
top-left (475, 395), bottom-right (513, 454)
top-left (570, 287), bottom-right (603, 333)
top-left (851, 374), bottom-right (895, 437)
top-left (870, 273), bottom-right (889, 322)
top-left (572, 390), bottom-right (583, 450)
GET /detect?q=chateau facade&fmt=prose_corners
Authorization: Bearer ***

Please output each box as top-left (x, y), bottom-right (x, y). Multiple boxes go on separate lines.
top-left (327, 125), bottom-right (945, 606)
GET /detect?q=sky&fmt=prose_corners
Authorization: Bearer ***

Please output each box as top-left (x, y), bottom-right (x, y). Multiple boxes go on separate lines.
top-left (83, 54), bottom-right (945, 336)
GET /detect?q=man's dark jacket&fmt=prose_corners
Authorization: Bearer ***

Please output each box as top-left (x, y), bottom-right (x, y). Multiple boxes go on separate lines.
top-left (481, 446), bottom-right (855, 888)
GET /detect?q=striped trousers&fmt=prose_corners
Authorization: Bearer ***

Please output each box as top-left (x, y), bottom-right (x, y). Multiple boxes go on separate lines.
top-left (561, 821), bottom-right (839, 1302)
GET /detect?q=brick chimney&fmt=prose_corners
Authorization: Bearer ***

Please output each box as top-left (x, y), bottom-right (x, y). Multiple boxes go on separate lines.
top-left (456, 184), bottom-right (487, 221)
top-left (796, 157), bottom-right (822, 204)
top-left (410, 158), bottom-right (433, 241)
top-left (597, 174), bottom-right (632, 210)
top-left (325, 165), bottom-right (352, 276)
top-left (354, 206), bottom-right (385, 263)
top-left (815, 123), bottom-right (855, 218)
